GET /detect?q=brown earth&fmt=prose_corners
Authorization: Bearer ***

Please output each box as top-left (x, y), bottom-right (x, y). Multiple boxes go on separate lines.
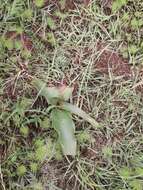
top-left (68, 42), bottom-right (132, 77)
top-left (95, 42), bottom-right (132, 77)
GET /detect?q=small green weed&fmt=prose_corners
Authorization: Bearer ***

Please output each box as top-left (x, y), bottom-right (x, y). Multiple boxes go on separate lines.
top-left (32, 77), bottom-right (100, 155)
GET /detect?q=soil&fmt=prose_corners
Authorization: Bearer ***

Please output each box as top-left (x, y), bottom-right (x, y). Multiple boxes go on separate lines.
top-left (99, 0), bottom-right (113, 9)
top-left (41, 159), bottom-right (77, 190)
top-left (68, 42), bottom-right (132, 77)
top-left (95, 46), bottom-right (131, 77)
top-left (98, 0), bottom-right (113, 15)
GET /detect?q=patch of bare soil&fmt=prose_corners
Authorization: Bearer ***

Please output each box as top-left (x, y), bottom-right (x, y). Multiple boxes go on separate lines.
top-left (98, 0), bottom-right (113, 14)
top-left (93, 54), bottom-right (130, 79)
top-left (41, 159), bottom-right (78, 190)
top-left (81, 134), bottom-right (107, 160)
top-left (99, 0), bottom-right (113, 9)
top-left (67, 42), bottom-right (132, 78)
top-left (95, 43), bottom-right (132, 77)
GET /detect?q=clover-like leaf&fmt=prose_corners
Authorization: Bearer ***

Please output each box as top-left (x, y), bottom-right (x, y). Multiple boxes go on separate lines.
top-left (51, 109), bottom-right (76, 156)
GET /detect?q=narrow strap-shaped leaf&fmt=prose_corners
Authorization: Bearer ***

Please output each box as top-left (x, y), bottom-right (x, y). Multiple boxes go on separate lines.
top-left (61, 102), bottom-right (100, 128)
top-left (51, 108), bottom-right (76, 156)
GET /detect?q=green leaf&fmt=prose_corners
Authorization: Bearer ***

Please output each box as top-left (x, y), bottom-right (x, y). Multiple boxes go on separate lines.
top-left (20, 126), bottom-right (29, 137)
top-left (47, 32), bottom-right (56, 46)
top-left (47, 17), bottom-right (56, 30)
top-left (138, 19), bottom-right (143, 27)
top-left (129, 179), bottom-right (143, 190)
top-left (35, 0), bottom-right (44, 8)
top-left (112, 0), bottom-right (127, 12)
top-left (15, 98), bottom-right (32, 116)
top-left (14, 40), bottom-right (23, 50)
top-left (102, 146), bottom-right (113, 158)
top-left (4, 38), bottom-right (14, 50)
top-left (131, 18), bottom-right (143, 29)
top-left (35, 145), bottom-right (48, 161)
top-left (51, 109), bottom-right (76, 156)
top-left (15, 26), bottom-right (23, 34)
top-left (40, 117), bottom-right (50, 129)
top-left (32, 78), bottom-right (73, 104)
top-left (122, 13), bottom-right (129, 21)
top-left (34, 138), bottom-right (44, 148)
top-left (54, 11), bottom-right (68, 19)
top-left (32, 183), bottom-right (43, 190)
top-left (119, 167), bottom-right (132, 179)
top-left (21, 49), bottom-right (31, 58)
top-left (135, 167), bottom-right (143, 176)
top-left (128, 45), bottom-right (138, 55)
top-left (17, 165), bottom-right (27, 176)
top-left (61, 102), bottom-right (100, 128)
top-left (77, 131), bottom-right (91, 144)
top-left (22, 9), bottom-right (33, 20)
top-left (32, 78), bottom-right (60, 104)
top-left (30, 162), bottom-right (38, 172)
top-left (59, 86), bottom-right (73, 101)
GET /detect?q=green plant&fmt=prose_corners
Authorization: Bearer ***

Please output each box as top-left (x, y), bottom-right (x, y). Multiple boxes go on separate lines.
top-left (16, 165), bottom-right (27, 176)
top-left (35, 0), bottom-right (45, 8)
top-left (34, 145), bottom-right (48, 161)
top-left (112, 0), bottom-right (128, 12)
top-left (47, 17), bottom-right (56, 30)
top-left (119, 167), bottom-right (133, 179)
top-left (30, 162), bottom-right (38, 172)
top-left (102, 146), bottom-right (113, 159)
top-left (47, 32), bottom-right (56, 46)
top-left (77, 131), bottom-right (91, 144)
top-left (20, 126), bottom-right (29, 137)
top-left (32, 78), bottom-right (100, 156)
top-left (22, 9), bottom-right (33, 20)
top-left (31, 182), bottom-right (43, 190)
top-left (129, 179), bottom-right (142, 190)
